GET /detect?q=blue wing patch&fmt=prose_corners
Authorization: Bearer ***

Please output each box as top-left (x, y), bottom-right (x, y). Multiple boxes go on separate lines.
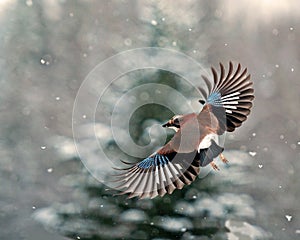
top-left (137, 154), bottom-right (169, 169)
top-left (207, 92), bottom-right (222, 106)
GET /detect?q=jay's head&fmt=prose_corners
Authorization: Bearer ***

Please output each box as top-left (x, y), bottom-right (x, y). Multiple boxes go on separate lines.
top-left (162, 112), bottom-right (201, 132)
top-left (162, 115), bottom-right (185, 132)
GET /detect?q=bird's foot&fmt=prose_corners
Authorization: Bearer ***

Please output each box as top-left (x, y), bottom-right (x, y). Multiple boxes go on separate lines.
top-left (210, 162), bottom-right (220, 171)
top-left (220, 153), bottom-right (229, 164)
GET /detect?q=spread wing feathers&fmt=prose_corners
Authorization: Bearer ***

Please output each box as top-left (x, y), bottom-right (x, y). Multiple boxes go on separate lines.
top-left (113, 151), bottom-right (201, 199)
top-left (200, 62), bottom-right (254, 133)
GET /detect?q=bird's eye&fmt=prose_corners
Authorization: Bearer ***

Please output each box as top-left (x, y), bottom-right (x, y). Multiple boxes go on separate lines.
top-left (173, 118), bottom-right (180, 124)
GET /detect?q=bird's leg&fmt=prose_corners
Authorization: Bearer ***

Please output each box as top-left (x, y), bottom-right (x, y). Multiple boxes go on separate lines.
top-left (210, 161), bottom-right (220, 171)
top-left (219, 153), bottom-right (229, 164)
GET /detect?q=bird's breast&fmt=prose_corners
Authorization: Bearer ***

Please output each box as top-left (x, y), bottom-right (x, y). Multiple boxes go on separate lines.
top-left (172, 117), bottom-right (203, 153)
top-left (198, 133), bottom-right (219, 151)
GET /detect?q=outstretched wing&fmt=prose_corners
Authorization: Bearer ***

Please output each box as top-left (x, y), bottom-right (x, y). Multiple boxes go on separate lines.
top-left (113, 115), bottom-right (210, 199)
top-left (113, 138), bottom-right (224, 199)
top-left (113, 148), bottom-right (201, 199)
top-left (200, 62), bottom-right (254, 133)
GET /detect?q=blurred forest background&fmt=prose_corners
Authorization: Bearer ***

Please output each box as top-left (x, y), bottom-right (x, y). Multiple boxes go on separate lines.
top-left (0, 1), bottom-right (299, 240)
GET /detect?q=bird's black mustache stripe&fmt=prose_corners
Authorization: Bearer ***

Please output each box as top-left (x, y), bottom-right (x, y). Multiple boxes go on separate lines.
top-left (162, 122), bottom-right (180, 128)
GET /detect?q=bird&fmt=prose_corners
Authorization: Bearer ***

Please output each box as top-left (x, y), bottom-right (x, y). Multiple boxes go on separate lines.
top-left (112, 62), bottom-right (254, 199)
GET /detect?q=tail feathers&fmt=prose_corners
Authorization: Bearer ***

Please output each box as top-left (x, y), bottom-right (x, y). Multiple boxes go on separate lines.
top-left (202, 62), bottom-right (254, 132)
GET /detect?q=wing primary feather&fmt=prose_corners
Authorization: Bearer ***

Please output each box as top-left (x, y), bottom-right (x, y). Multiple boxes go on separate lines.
top-left (149, 167), bottom-right (160, 199)
top-left (126, 169), bottom-right (147, 198)
top-left (222, 71), bottom-right (249, 93)
top-left (198, 86), bottom-right (208, 99)
top-left (120, 159), bottom-right (135, 165)
top-left (113, 164), bottom-right (140, 177)
top-left (216, 61), bottom-right (233, 91)
top-left (162, 166), bottom-right (176, 194)
top-left (118, 168), bottom-right (143, 190)
top-left (173, 164), bottom-right (192, 185)
top-left (167, 162), bottom-right (185, 189)
top-left (218, 62), bottom-right (225, 87)
top-left (139, 169), bottom-right (154, 199)
top-left (201, 75), bottom-right (212, 94)
top-left (157, 165), bottom-right (167, 196)
top-left (217, 63), bottom-right (242, 92)
top-left (211, 66), bottom-right (218, 92)
top-left (136, 168), bottom-right (151, 198)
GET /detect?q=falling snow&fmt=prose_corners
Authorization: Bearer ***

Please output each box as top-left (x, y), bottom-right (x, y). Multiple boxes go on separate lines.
top-left (263, 147), bottom-right (269, 152)
top-left (280, 135), bottom-right (284, 140)
top-left (249, 151), bottom-right (257, 157)
top-left (2, 1), bottom-right (299, 240)
top-left (40, 55), bottom-right (52, 65)
top-left (285, 215), bottom-right (292, 222)
top-left (151, 20), bottom-right (157, 26)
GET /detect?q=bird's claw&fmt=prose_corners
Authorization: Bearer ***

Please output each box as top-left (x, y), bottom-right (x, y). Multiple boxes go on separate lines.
top-left (220, 153), bottom-right (229, 164)
top-left (210, 162), bottom-right (220, 171)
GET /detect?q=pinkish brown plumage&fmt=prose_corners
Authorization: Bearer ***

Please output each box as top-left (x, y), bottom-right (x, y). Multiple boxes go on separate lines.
top-left (113, 62), bottom-right (254, 199)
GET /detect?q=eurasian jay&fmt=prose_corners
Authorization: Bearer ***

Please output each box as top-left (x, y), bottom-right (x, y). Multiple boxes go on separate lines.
top-left (113, 62), bottom-right (254, 199)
